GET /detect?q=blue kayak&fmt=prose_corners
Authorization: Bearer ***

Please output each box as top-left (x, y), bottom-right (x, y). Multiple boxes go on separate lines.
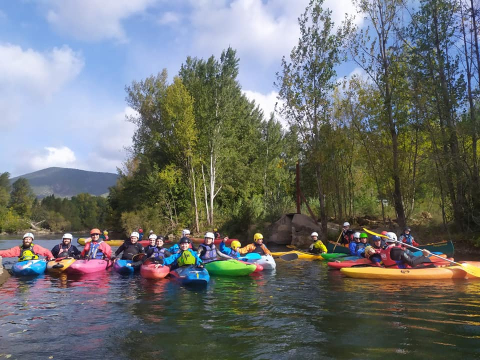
top-left (11, 260), bottom-right (47, 276)
top-left (113, 259), bottom-right (135, 275)
top-left (170, 266), bottom-right (210, 287)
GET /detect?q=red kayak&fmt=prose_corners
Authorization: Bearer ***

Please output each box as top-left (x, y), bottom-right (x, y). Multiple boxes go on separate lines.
top-left (140, 260), bottom-right (170, 279)
top-left (328, 254), bottom-right (450, 269)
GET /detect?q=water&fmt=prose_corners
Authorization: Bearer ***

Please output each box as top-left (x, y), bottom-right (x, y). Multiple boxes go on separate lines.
top-left (1, 238), bottom-right (480, 359)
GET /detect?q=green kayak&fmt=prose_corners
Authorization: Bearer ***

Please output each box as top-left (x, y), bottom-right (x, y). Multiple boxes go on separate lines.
top-left (205, 259), bottom-right (256, 276)
top-left (321, 253), bottom-right (349, 261)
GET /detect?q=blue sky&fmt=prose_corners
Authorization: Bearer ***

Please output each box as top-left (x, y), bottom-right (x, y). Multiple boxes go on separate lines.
top-left (0, 0), bottom-right (360, 177)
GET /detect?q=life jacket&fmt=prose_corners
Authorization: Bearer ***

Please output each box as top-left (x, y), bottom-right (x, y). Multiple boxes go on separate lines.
top-left (19, 245), bottom-right (39, 261)
top-left (88, 241), bottom-right (105, 259)
top-left (380, 246), bottom-right (405, 268)
top-left (57, 243), bottom-right (72, 258)
top-left (152, 247), bottom-right (167, 259)
top-left (198, 243), bottom-right (217, 263)
top-left (349, 242), bottom-right (359, 256)
top-left (177, 250), bottom-right (197, 267)
top-left (402, 234), bottom-right (414, 245)
top-left (252, 243), bottom-right (267, 255)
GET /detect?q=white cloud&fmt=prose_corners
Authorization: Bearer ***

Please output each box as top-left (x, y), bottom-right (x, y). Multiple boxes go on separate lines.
top-left (45, 0), bottom-right (158, 42)
top-left (243, 89), bottom-right (288, 128)
top-left (158, 11), bottom-right (180, 25)
top-left (29, 146), bottom-right (77, 170)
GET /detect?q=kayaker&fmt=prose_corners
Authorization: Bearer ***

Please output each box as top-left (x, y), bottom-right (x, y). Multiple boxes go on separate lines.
top-left (51, 233), bottom-right (81, 259)
top-left (399, 227), bottom-right (419, 247)
top-left (349, 232), bottom-right (361, 255)
top-left (213, 228), bottom-right (221, 239)
top-left (365, 236), bottom-right (383, 264)
top-left (219, 239), bottom-right (241, 258)
top-left (309, 232), bottom-right (327, 254)
top-left (380, 232), bottom-right (431, 269)
top-left (0, 233), bottom-right (54, 261)
top-left (162, 237), bottom-right (203, 269)
top-left (138, 228), bottom-right (144, 240)
top-left (100, 230), bottom-right (109, 241)
top-left (341, 222), bottom-right (354, 245)
top-left (81, 228), bottom-right (112, 260)
top-left (113, 232), bottom-right (144, 263)
top-left (144, 234), bottom-right (158, 253)
top-left (197, 232), bottom-right (233, 263)
top-left (145, 236), bottom-right (172, 263)
top-left (237, 233), bottom-right (272, 256)
top-left (355, 233), bottom-right (369, 257)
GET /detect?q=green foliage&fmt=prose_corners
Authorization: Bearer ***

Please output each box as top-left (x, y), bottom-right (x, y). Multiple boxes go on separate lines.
top-left (9, 178), bottom-right (35, 217)
top-left (0, 209), bottom-right (29, 233)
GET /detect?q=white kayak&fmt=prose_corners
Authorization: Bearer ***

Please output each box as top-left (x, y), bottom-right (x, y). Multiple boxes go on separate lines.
top-left (255, 254), bottom-right (276, 270)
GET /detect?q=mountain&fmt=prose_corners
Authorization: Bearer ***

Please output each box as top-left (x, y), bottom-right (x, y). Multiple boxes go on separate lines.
top-left (10, 167), bottom-right (119, 199)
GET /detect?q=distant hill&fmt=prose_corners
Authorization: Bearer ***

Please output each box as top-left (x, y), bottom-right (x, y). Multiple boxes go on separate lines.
top-left (10, 167), bottom-right (119, 199)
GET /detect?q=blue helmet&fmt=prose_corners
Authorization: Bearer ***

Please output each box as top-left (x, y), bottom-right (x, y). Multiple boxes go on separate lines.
top-left (372, 236), bottom-right (381, 241)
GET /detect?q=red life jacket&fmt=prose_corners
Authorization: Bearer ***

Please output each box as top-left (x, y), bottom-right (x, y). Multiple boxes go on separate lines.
top-left (380, 246), bottom-right (399, 268)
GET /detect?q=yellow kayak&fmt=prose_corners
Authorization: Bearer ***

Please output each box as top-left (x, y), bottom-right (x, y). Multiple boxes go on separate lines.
top-left (46, 258), bottom-right (76, 273)
top-left (77, 238), bottom-right (124, 246)
top-left (340, 261), bottom-right (480, 280)
top-left (271, 250), bottom-right (324, 260)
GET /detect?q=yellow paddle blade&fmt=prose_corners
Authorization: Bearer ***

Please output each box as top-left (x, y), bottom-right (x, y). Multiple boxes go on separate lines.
top-left (363, 228), bottom-right (388, 238)
top-left (460, 263), bottom-right (480, 278)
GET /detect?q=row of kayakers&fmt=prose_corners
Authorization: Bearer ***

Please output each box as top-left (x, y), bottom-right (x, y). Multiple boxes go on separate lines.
top-left (0, 229), bottom-right (274, 271)
top-left (341, 222), bottom-right (419, 247)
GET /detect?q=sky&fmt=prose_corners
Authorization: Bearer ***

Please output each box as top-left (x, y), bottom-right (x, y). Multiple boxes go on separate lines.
top-left (0, 0), bottom-right (361, 177)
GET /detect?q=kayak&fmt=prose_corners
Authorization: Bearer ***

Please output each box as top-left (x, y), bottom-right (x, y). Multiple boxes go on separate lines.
top-left (113, 259), bottom-right (135, 275)
top-left (169, 265), bottom-right (210, 287)
top-left (11, 260), bottom-right (46, 276)
top-left (271, 250), bottom-right (324, 260)
top-left (205, 259), bottom-right (256, 276)
top-left (326, 240), bottom-right (454, 257)
top-left (340, 261), bottom-right (480, 280)
top-left (255, 255), bottom-right (276, 270)
top-left (321, 253), bottom-right (348, 261)
top-left (67, 259), bottom-right (110, 275)
top-left (46, 258), bottom-right (76, 273)
top-left (328, 254), bottom-right (450, 269)
top-left (140, 260), bottom-right (170, 279)
top-left (77, 238), bottom-right (124, 247)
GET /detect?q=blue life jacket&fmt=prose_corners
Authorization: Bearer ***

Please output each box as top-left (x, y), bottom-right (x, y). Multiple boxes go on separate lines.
top-left (88, 242), bottom-right (104, 259)
top-left (402, 234), bottom-right (414, 245)
top-left (349, 242), bottom-right (358, 256)
top-left (152, 247), bottom-right (167, 259)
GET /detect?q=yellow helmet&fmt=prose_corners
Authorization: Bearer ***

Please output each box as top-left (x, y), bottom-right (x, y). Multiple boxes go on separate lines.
top-left (253, 233), bottom-right (264, 242)
top-left (231, 240), bottom-right (241, 250)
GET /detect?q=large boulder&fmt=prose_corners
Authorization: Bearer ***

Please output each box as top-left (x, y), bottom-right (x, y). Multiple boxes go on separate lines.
top-left (291, 214), bottom-right (322, 248)
top-left (268, 214), bottom-right (294, 245)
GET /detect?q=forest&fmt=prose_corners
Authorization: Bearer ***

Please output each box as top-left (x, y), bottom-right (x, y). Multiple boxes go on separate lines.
top-left (1, 0), bottom-right (480, 246)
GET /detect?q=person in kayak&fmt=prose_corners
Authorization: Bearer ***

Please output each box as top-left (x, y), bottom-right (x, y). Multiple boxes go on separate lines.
top-left (349, 232), bottom-right (361, 255)
top-left (81, 228), bottom-right (112, 260)
top-left (51, 233), bottom-right (81, 259)
top-left (0, 233), bottom-right (54, 261)
top-left (341, 222), bottom-right (354, 245)
top-left (112, 232), bottom-right (145, 267)
top-left (144, 234), bottom-right (158, 254)
top-left (237, 233), bottom-right (272, 255)
top-left (145, 236), bottom-right (172, 263)
top-left (213, 228), bottom-right (222, 239)
top-left (138, 228), bottom-right (144, 240)
top-left (380, 232), bottom-right (431, 269)
top-left (309, 232), bottom-right (327, 254)
top-left (399, 227), bottom-right (419, 247)
top-left (219, 239), bottom-right (242, 258)
top-left (355, 233), bottom-right (369, 257)
top-left (197, 232), bottom-right (233, 263)
top-left (162, 237), bottom-right (203, 269)
top-left (100, 230), bottom-right (109, 241)
top-left (364, 236), bottom-right (384, 264)
top-left (169, 229), bottom-right (197, 253)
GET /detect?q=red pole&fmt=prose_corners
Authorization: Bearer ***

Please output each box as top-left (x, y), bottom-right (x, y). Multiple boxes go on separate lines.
top-left (296, 162), bottom-right (301, 214)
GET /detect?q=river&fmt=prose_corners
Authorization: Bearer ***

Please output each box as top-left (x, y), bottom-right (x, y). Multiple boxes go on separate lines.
top-left (1, 237), bottom-right (480, 359)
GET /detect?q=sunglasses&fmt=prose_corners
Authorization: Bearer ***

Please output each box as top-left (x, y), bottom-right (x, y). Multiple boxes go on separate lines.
top-left (91, 233), bottom-right (100, 236)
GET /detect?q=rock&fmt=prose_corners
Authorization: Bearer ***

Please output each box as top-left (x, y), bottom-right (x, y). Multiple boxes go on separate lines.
top-left (291, 214), bottom-right (322, 248)
top-left (0, 256), bottom-right (10, 287)
top-left (268, 214), bottom-right (293, 245)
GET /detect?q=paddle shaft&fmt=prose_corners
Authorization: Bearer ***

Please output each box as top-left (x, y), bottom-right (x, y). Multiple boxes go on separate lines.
top-left (333, 231), bottom-right (343, 252)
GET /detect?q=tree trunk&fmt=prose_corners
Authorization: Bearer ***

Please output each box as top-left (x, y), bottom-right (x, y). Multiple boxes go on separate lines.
top-left (315, 164), bottom-right (328, 240)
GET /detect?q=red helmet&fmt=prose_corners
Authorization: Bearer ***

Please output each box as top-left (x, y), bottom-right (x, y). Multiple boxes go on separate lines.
top-left (139, 228), bottom-right (143, 233)
top-left (381, 231), bottom-right (388, 235)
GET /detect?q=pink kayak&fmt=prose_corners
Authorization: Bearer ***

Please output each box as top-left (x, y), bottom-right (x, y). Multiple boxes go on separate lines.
top-left (140, 261), bottom-right (170, 279)
top-left (66, 259), bottom-right (111, 274)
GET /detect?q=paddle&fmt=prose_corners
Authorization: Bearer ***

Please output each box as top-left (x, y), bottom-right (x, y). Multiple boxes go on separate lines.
top-left (279, 253), bottom-right (299, 261)
top-left (332, 230), bottom-right (343, 252)
top-left (132, 253), bottom-right (146, 261)
top-left (362, 228), bottom-right (480, 278)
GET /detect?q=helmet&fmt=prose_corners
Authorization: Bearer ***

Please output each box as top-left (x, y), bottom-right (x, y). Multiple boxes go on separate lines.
top-left (138, 228), bottom-right (143, 233)
top-left (343, 222), bottom-right (350, 227)
top-left (385, 232), bottom-right (397, 243)
top-left (381, 231), bottom-right (388, 235)
top-left (23, 232), bottom-right (34, 240)
top-left (157, 236), bottom-right (165, 241)
top-left (148, 234), bottom-right (157, 240)
top-left (231, 240), bottom-right (241, 250)
top-left (130, 232), bottom-right (140, 238)
top-left (213, 228), bottom-right (218, 232)
top-left (103, 230), bottom-right (108, 235)
top-left (253, 233), bottom-right (264, 242)
top-left (372, 236), bottom-right (381, 241)
top-left (179, 237), bottom-right (191, 244)
top-left (62, 233), bottom-right (73, 240)
top-left (360, 233), bottom-right (368, 239)
top-left (205, 232), bottom-right (215, 240)
top-left (90, 228), bottom-right (101, 235)
top-left (354, 232), bottom-right (361, 239)
top-left (404, 227), bottom-right (411, 232)
top-left (182, 229), bottom-right (191, 236)
top-left (149, 230), bottom-right (154, 234)
top-left (311, 232), bottom-right (319, 237)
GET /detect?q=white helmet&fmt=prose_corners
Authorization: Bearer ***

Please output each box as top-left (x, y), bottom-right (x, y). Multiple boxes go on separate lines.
top-left (182, 229), bottom-right (191, 236)
top-left (343, 222), bottom-right (350, 227)
top-left (130, 232), bottom-right (140, 238)
top-left (149, 230), bottom-right (154, 234)
top-left (148, 234), bottom-right (157, 240)
top-left (62, 233), bottom-right (73, 240)
top-left (311, 232), bottom-right (319, 237)
top-left (354, 232), bottom-right (361, 239)
top-left (23, 232), bottom-right (34, 240)
top-left (385, 232), bottom-right (398, 243)
top-left (205, 232), bottom-right (215, 239)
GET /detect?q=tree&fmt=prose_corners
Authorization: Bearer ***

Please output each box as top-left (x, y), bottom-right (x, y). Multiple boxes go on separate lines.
top-left (9, 178), bottom-right (35, 217)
